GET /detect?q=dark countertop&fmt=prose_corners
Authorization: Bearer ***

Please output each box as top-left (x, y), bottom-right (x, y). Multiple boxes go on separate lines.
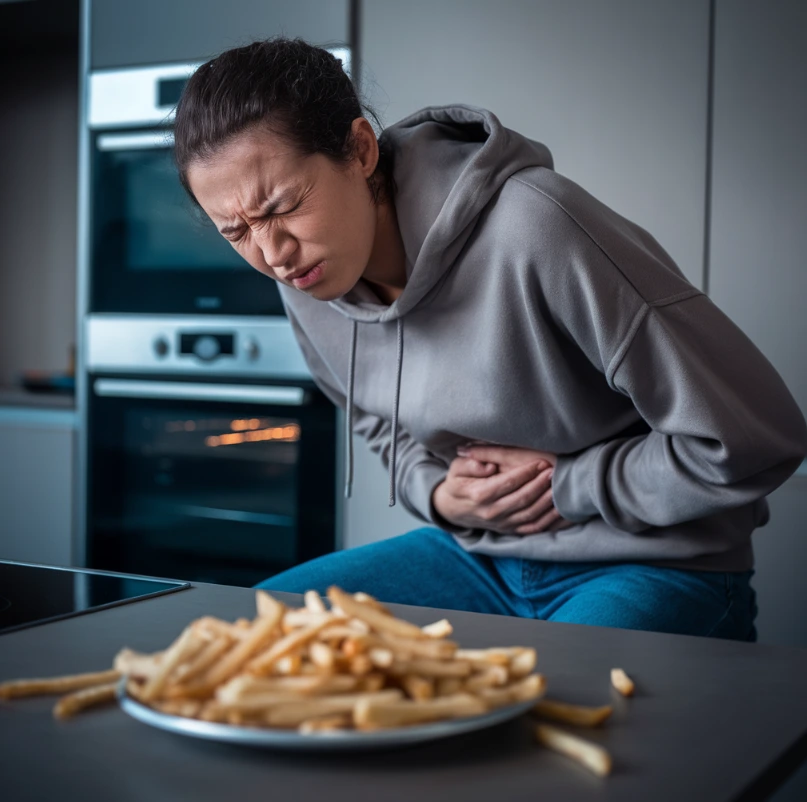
top-left (1, 580), bottom-right (807, 802)
top-left (0, 387), bottom-right (75, 409)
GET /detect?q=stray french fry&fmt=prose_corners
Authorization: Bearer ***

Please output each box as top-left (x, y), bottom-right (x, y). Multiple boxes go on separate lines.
top-left (533, 699), bottom-right (613, 727)
top-left (611, 668), bottom-right (634, 697)
top-left (53, 682), bottom-right (118, 720)
top-left (354, 693), bottom-right (486, 730)
top-left (0, 669), bottom-right (122, 700)
top-left (535, 723), bottom-right (612, 777)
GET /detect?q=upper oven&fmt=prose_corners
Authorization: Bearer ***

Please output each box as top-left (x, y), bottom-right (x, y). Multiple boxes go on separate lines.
top-left (86, 62), bottom-right (282, 316)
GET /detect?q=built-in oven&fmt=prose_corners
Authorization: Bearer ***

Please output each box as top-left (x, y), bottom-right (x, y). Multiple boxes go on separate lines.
top-left (86, 53), bottom-right (348, 316)
top-left (83, 318), bottom-right (339, 587)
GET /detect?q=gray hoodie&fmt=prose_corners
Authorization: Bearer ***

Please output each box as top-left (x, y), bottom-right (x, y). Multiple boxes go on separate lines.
top-left (278, 104), bottom-right (807, 572)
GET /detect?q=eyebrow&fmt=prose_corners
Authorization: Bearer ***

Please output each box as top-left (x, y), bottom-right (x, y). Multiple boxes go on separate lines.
top-left (219, 190), bottom-right (297, 236)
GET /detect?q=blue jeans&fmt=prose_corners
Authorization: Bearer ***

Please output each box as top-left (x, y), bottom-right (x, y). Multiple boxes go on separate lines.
top-left (255, 527), bottom-right (758, 641)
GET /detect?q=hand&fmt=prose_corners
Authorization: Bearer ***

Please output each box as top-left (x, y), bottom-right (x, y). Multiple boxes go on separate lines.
top-left (432, 452), bottom-right (572, 535)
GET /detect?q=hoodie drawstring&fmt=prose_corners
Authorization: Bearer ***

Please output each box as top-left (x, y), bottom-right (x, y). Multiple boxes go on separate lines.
top-left (345, 320), bottom-right (358, 500)
top-left (343, 317), bottom-right (404, 509)
top-left (389, 317), bottom-right (404, 507)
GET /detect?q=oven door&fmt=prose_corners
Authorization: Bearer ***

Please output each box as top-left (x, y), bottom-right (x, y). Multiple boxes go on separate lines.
top-left (89, 129), bottom-right (283, 316)
top-left (86, 377), bottom-right (336, 586)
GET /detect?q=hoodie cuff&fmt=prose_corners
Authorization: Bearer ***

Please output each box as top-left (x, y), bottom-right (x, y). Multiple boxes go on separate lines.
top-left (553, 445), bottom-right (603, 522)
top-left (401, 460), bottom-right (471, 534)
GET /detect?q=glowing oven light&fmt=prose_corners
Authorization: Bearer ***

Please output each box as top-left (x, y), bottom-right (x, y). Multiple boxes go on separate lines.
top-left (205, 424), bottom-right (300, 448)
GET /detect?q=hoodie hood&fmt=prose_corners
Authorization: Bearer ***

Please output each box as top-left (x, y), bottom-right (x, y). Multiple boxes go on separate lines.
top-left (329, 105), bottom-right (554, 323)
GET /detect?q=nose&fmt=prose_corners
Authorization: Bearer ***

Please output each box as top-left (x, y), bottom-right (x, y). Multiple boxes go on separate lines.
top-left (254, 224), bottom-right (297, 269)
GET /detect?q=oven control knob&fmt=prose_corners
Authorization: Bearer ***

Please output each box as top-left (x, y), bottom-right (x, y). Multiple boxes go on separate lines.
top-left (194, 335), bottom-right (220, 361)
top-left (244, 337), bottom-right (261, 361)
top-left (153, 336), bottom-right (170, 358)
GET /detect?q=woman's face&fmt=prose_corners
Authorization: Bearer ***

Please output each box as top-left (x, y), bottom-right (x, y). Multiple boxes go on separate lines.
top-left (186, 119), bottom-right (379, 301)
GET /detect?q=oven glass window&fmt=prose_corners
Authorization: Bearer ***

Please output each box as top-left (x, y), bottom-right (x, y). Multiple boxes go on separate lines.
top-left (96, 144), bottom-right (247, 271)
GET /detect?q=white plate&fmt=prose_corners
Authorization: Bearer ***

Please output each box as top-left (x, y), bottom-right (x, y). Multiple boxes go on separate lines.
top-left (116, 682), bottom-right (536, 752)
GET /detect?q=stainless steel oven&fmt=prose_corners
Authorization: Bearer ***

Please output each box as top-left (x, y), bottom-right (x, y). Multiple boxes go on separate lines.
top-left (86, 54), bottom-right (347, 316)
top-left (84, 319), bottom-right (337, 587)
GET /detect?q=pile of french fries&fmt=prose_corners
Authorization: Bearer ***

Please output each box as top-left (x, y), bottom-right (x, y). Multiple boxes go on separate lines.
top-left (0, 586), bottom-right (637, 777)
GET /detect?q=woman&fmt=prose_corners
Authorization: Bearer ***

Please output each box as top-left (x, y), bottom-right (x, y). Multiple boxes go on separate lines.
top-left (174, 38), bottom-right (807, 640)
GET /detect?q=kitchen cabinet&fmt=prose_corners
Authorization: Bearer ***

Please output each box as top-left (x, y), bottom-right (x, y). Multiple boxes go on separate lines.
top-left (347, 0), bottom-right (711, 548)
top-left (90, 0), bottom-right (349, 69)
top-left (709, 0), bottom-right (807, 648)
top-left (0, 407), bottom-right (76, 567)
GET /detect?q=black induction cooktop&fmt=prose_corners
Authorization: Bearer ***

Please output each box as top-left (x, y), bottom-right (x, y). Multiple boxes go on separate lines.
top-left (0, 560), bottom-right (190, 635)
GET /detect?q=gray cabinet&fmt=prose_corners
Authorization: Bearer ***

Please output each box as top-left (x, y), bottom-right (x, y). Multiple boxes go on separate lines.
top-left (348, 0), bottom-right (712, 548)
top-left (709, 0), bottom-right (807, 648)
top-left (0, 409), bottom-right (76, 567)
top-left (90, 0), bottom-right (349, 68)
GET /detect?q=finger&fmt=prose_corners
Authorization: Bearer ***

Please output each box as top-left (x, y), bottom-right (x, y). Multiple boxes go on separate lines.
top-left (515, 507), bottom-right (562, 535)
top-left (547, 517), bottom-right (576, 532)
top-left (451, 458), bottom-right (498, 478)
top-left (502, 483), bottom-right (555, 526)
top-left (484, 469), bottom-right (554, 521)
top-left (466, 462), bottom-right (546, 505)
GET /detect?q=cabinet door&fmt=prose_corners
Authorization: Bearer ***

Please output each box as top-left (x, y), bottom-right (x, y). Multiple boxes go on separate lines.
top-left (90, 0), bottom-right (349, 68)
top-left (0, 415), bottom-right (75, 567)
top-left (710, 0), bottom-right (807, 648)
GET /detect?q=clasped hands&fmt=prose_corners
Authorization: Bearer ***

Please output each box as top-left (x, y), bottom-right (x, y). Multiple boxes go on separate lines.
top-left (431, 444), bottom-right (575, 535)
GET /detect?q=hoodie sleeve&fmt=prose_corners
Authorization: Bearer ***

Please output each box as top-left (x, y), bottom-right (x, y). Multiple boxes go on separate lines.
top-left (283, 302), bottom-right (450, 525)
top-left (552, 291), bottom-right (807, 533)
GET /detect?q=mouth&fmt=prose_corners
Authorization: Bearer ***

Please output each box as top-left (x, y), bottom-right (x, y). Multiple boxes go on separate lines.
top-left (286, 261), bottom-right (325, 290)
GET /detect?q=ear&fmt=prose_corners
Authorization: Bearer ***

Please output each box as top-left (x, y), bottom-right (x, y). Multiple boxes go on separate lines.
top-left (350, 117), bottom-right (379, 178)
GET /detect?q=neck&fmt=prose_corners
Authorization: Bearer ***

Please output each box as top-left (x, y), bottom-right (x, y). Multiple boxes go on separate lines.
top-left (362, 199), bottom-right (407, 304)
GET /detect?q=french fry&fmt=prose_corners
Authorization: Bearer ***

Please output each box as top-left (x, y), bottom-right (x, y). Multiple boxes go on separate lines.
top-left (611, 668), bottom-right (635, 697)
top-left (379, 632), bottom-right (458, 660)
top-left (388, 658), bottom-right (472, 679)
top-left (327, 587), bottom-right (426, 640)
top-left (179, 609), bottom-right (283, 697)
top-left (265, 690), bottom-right (403, 728)
top-left (248, 615), bottom-right (345, 676)
top-left (400, 675), bottom-right (435, 701)
top-left (477, 674), bottom-right (547, 709)
top-left (455, 648), bottom-right (516, 667)
top-left (273, 654), bottom-right (304, 676)
top-left (308, 642), bottom-right (335, 671)
top-left (172, 637), bottom-right (231, 684)
top-left (256, 590), bottom-right (283, 620)
top-left (435, 677), bottom-right (464, 696)
top-left (113, 649), bottom-right (162, 680)
top-left (368, 648), bottom-right (394, 669)
top-left (304, 590), bottom-right (327, 613)
top-left (464, 665), bottom-right (510, 692)
top-left (353, 592), bottom-right (391, 615)
top-left (509, 648), bottom-right (538, 678)
top-left (354, 693), bottom-right (486, 730)
top-left (533, 699), bottom-right (613, 727)
top-left (141, 627), bottom-right (207, 702)
top-left (0, 669), bottom-right (121, 700)
top-left (53, 682), bottom-right (118, 720)
top-left (298, 715), bottom-right (352, 733)
top-left (421, 618), bottom-right (453, 638)
top-left (535, 723), bottom-right (612, 777)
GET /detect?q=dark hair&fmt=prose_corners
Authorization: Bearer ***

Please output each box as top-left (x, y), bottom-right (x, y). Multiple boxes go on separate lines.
top-left (174, 37), bottom-right (394, 205)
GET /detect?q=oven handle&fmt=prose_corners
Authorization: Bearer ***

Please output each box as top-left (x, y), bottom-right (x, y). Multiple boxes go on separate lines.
top-left (94, 379), bottom-right (309, 406)
top-left (96, 131), bottom-right (175, 151)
